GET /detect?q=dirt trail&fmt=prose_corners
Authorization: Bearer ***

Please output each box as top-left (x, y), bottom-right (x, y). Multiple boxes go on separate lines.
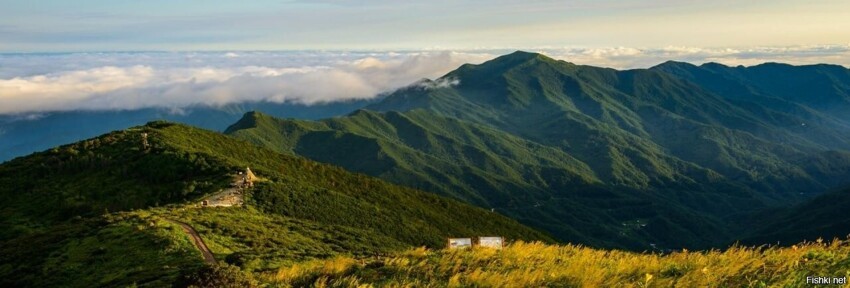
top-left (202, 187), bottom-right (243, 207)
top-left (167, 219), bottom-right (216, 264)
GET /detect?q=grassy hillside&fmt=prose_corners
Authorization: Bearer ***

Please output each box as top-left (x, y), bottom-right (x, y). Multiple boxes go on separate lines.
top-left (0, 212), bottom-right (202, 287)
top-left (0, 123), bottom-right (228, 240)
top-left (264, 240), bottom-right (850, 287)
top-left (0, 121), bottom-right (550, 287)
top-left (1, 206), bottom-right (412, 288)
top-left (9, 208), bottom-right (845, 287)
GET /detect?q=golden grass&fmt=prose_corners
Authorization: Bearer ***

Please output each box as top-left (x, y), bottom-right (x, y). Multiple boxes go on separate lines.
top-left (262, 239), bottom-right (850, 287)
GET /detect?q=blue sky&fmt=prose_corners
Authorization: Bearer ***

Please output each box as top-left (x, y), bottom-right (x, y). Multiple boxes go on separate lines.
top-left (1, 0), bottom-right (848, 51)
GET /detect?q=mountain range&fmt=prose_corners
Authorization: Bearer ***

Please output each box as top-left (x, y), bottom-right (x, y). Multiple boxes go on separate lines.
top-left (226, 51), bottom-right (850, 249)
top-left (3, 51), bottom-right (850, 286)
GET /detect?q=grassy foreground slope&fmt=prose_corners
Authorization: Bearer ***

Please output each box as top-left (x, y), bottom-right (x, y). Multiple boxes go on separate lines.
top-left (266, 241), bottom-right (850, 287)
top-left (0, 121), bottom-right (550, 287)
top-left (0, 212), bottom-right (202, 287)
top-left (0, 206), bottom-right (413, 288)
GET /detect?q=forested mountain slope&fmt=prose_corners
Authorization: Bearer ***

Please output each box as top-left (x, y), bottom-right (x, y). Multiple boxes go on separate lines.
top-left (227, 51), bottom-right (850, 250)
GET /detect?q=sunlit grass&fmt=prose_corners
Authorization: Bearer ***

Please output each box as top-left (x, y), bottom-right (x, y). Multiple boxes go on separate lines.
top-left (262, 240), bottom-right (850, 287)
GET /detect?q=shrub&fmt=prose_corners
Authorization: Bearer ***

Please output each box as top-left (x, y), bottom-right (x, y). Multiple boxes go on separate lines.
top-left (175, 263), bottom-right (258, 288)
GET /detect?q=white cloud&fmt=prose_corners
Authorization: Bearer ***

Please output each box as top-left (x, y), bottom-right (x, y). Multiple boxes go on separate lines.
top-left (0, 46), bottom-right (848, 115)
top-left (531, 45), bottom-right (850, 69)
top-left (417, 77), bottom-right (460, 90)
top-left (0, 51), bottom-right (493, 114)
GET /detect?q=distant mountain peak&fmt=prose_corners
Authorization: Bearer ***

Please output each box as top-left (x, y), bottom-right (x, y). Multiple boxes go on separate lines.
top-left (699, 62), bottom-right (733, 69)
top-left (651, 60), bottom-right (699, 70)
top-left (503, 50), bottom-right (544, 59)
top-left (437, 50), bottom-right (572, 87)
top-left (224, 111), bottom-right (270, 133)
top-left (346, 108), bottom-right (379, 117)
top-left (242, 110), bottom-right (271, 122)
top-left (243, 110), bottom-right (266, 118)
top-left (455, 51), bottom-right (559, 72)
top-left (494, 50), bottom-right (559, 65)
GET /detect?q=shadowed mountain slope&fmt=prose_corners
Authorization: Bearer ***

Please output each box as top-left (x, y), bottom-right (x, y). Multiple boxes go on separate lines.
top-left (227, 51), bottom-right (850, 250)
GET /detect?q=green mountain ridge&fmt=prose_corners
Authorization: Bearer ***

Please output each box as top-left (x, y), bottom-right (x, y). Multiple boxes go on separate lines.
top-left (227, 110), bottom-right (732, 250)
top-left (0, 121), bottom-right (549, 287)
top-left (370, 52), bottom-right (850, 193)
top-left (0, 100), bottom-right (375, 163)
top-left (226, 51), bottom-right (850, 250)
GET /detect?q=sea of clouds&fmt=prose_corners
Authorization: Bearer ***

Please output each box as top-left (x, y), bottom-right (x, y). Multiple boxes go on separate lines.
top-left (0, 51), bottom-right (493, 115)
top-left (1, 45), bottom-right (849, 115)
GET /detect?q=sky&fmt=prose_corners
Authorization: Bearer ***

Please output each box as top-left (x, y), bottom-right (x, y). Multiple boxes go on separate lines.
top-left (1, 0), bottom-right (849, 51)
top-left (1, 1), bottom-right (850, 114)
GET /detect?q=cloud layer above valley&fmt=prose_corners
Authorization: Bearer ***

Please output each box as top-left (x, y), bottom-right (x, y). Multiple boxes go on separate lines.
top-left (0, 51), bottom-right (493, 114)
top-left (1, 45), bottom-right (849, 115)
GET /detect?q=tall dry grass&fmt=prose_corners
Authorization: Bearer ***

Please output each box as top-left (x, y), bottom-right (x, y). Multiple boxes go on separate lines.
top-left (262, 239), bottom-right (850, 287)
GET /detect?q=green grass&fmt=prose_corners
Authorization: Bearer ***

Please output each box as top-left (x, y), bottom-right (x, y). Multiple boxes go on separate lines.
top-left (10, 205), bottom-right (848, 287)
top-left (0, 212), bottom-right (202, 287)
top-left (0, 120), bottom-right (552, 287)
top-left (153, 206), bottom-right (409, 271)
top-left (0, 124), bottom-right (229, 240)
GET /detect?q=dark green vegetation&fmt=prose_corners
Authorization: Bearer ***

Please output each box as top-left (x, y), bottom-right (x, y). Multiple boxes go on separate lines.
top-left (0, 121), bottom-right (549, 287)
top-left (0, 213), bottom-right (201, 287)
top-left (741, 187), bottom-right (850, 246)
top-left (227, 51), bottom-right (850, 250)
top-left (227, 111), bottom-right (729, 250)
